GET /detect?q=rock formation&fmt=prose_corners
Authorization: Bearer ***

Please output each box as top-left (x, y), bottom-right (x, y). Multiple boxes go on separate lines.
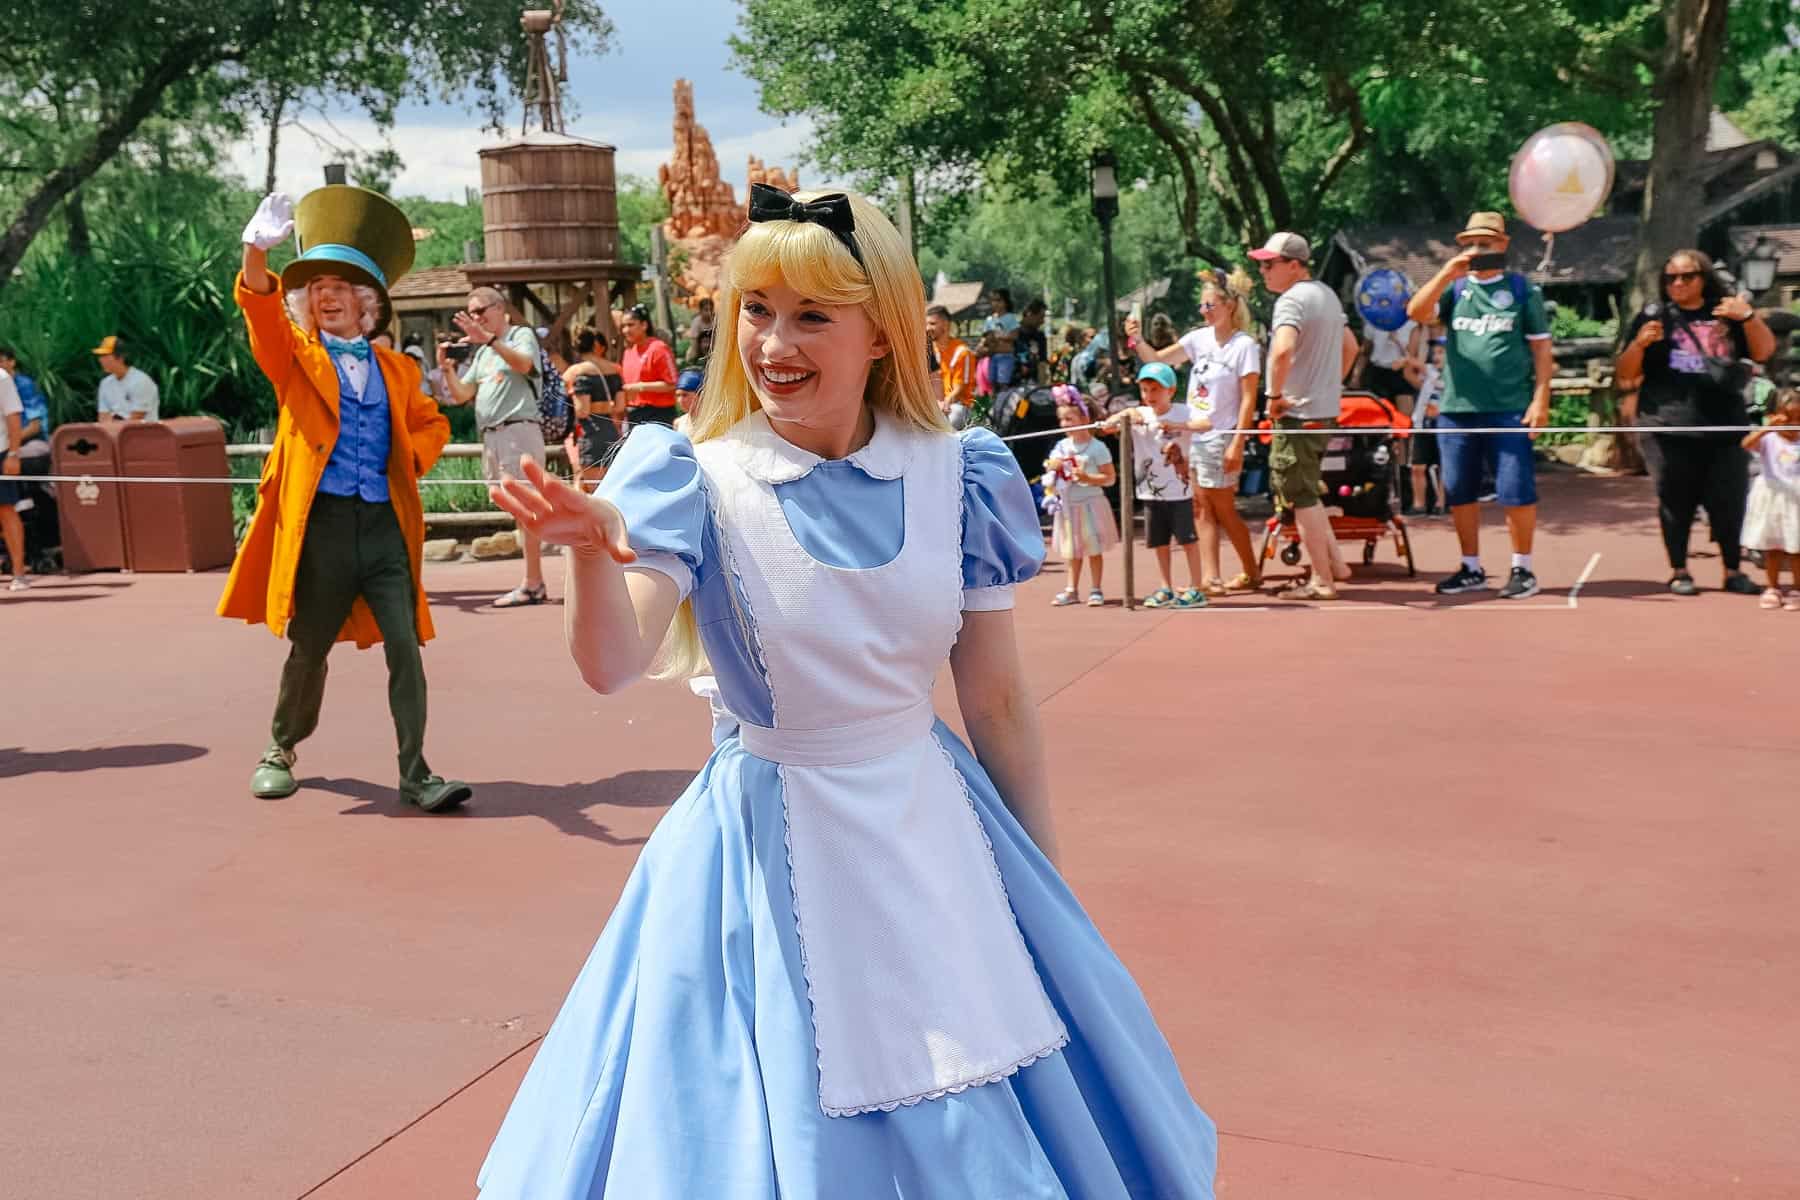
top-left (660, 79), bottom-right (800, 302)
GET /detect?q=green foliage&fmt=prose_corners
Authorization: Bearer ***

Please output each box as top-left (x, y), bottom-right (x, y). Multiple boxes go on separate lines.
top-left (617, 174), bottom-right (670, 268)
top-left (407, 197), bottom-right (489, 271)
top-left (1549, 306), bottom-right (1619, 340)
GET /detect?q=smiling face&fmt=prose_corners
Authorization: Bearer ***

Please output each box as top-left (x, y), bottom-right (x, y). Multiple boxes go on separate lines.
top-left (1057, 403), bottom-right (1091, 443)
top-left (1201, 286), bottom-right (1234, 334)
top-left (925, 310), bottom-right (950, 342)
top-left (311, 275), bottom-right (364, 339)
top-left (739, 281), bottom-right (890, 436)
top-left (621, 310), bottom-right (650, 346)
top-left (1662, 253), bottom-right (1706, 309)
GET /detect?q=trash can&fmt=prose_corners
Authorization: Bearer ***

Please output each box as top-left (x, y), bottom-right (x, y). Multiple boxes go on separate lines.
top-left (118, 417), bottom-right (238, 572)
top-left (51, 422), bottom-right (131, 572)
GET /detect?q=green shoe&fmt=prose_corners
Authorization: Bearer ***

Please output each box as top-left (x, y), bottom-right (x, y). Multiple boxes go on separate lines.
top-left (1175, 587), bottom-right (1209, 609)
top-left (250, 746), bottom-right (298, 799)
top-left (402, 775), bottom-right (473, 813)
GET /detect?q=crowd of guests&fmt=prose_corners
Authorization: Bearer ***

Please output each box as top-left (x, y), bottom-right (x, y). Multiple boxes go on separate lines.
top-left (935, 212), bottom-right (1795, 612)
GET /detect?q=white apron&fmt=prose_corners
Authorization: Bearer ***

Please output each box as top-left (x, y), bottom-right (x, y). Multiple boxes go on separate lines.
top-left (693, 411), bottom-right (1067, 1117)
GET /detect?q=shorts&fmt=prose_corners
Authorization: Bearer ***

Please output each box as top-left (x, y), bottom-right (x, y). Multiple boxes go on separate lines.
top-left (482, 419), bottom-right (546, 483)
top-left (1438, 410), bottom-right (1537, 508)
top-left (1144, 498), bottom-right (1197, 547)
top-left (1189, 435), bottom-right (1239, 490)
top-left (1364, 364), bottom-right (1412, 400)
top-left (0, 453), bottom-right (23, 506)
top-left (575, 415), bottom-right (620, 469)
top-left (1270, 417), bottom-right (1334, 510)
top-left (990, 353), bottom-right (1017, 388)
top-left (1410, 417), bottom-right (1440, 467)
top-left (626, 404), bottom-right (678, 429)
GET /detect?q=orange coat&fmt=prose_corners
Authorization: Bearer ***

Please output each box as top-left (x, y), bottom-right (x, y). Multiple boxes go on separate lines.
top-left (217, 274), bottom-right (450, 648)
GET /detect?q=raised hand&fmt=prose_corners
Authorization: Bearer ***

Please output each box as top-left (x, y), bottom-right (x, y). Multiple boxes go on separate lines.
top-left (489, 454), bottom-right (635, 562)
top-left (242, 193), bottom-right (295, 250)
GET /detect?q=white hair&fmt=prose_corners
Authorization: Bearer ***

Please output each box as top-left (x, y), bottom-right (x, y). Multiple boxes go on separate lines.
top-left (285, 276), bottom-right (383, 337)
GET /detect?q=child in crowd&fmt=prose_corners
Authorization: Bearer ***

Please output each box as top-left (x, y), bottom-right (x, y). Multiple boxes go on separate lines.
top-left (1742, 389), bottom-right (1800, 610)
top-left (672, 367), bottom-right (704, 436)
top-left (1043, 387), bottom-right (1119, 606)
top-left (1408, 339), bottom-right (1446, 516)
top-left (1102, 362), bottom-right (1206, 609)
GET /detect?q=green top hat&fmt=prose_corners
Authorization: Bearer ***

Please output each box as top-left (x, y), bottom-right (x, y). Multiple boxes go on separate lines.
top-left (279, 185), bottom-right (415, 299)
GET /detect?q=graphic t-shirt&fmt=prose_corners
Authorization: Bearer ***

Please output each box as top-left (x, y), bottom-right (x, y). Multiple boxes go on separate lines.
top-left (1045, 435), bottom-right (1112, 504)
top-left (1757, 432), bottom-right (1800, 492)
top-left (1436, 273), bottom-right (1551, 414)
top-left (1176, 328), bottom-right (1261, 448)
top-left (1129, 402), bottom-right (1193, 502)
top-left (1367, 320), bottom-right (1418, 369)
top-left (1626, 306), bottom-right (1751, 428)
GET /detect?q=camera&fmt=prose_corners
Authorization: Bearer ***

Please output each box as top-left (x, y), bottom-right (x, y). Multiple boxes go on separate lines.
top-left (441, 339), bottom-right (473, 366)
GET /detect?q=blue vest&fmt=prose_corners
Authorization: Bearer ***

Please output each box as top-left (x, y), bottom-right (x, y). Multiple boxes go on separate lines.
top-left (317, 351), bottom-right (392, 503)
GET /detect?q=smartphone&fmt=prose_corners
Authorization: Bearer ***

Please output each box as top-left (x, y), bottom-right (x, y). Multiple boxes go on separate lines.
top-left (1469, 251), bottom-right (1507, 271)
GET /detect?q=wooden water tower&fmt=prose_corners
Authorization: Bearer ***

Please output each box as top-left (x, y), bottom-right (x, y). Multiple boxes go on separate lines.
top-left (460, 6), bottom-right (641, 349)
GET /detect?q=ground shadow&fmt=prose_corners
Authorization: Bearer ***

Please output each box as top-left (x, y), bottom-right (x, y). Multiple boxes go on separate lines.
top-left (424, 586), bottom-right (566, 616)
top-left (0, 591), bottom-right (122, 605)
top-left (0, 742), bottom-right (209, 779)
top-left (304, 767), bottom-right (693, 845)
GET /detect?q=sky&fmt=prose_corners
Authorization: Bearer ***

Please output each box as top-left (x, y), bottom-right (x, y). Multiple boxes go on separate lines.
top-left (224, 0), bottom-right (821, 202)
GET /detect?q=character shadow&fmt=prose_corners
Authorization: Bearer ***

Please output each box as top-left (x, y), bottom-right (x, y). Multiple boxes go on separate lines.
top-left (424, 587), bottom-right (565, 616)
top-left (304, 768), bottom-right (693, 845)
top-left (0, 742), bottom-right (209, 780)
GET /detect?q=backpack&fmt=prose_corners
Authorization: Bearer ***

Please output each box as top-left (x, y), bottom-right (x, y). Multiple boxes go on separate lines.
top-left (534, 344), bottom-right (573, 443)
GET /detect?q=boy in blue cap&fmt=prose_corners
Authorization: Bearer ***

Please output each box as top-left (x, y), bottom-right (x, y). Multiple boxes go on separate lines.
top-left (673, 366), bottom-right (705, 434)
top-left (1101, 362), bottom-right (1207, 608)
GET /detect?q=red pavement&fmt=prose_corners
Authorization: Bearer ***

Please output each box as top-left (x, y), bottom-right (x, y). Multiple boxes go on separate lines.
top-left (3, 469), bottom-right (1797, 1199)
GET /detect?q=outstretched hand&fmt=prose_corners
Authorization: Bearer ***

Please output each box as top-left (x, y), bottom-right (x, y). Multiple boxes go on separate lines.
top-left (489, 454), bottom-right (635, 563)
top-left (243, 193), bottom-right (295, 251)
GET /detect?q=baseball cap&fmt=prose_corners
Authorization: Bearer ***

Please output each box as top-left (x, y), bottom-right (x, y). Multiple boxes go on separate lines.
top-left (1247, 232), bottom-right (1311, 262)
top-left (1136, 362), bottom-right (1178, 389)
top-left (676, 368), bottom-right (705, 393)
top-left (92, 335), bottom-right (122, 356)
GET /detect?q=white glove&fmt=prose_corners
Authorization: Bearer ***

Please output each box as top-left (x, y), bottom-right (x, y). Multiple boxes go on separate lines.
top-left (242, 192), bottom-right (295, 250)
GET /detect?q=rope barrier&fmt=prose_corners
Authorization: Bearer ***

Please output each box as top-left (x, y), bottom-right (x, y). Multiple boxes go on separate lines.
top-left (19, 424), bottom-right (1782, 486)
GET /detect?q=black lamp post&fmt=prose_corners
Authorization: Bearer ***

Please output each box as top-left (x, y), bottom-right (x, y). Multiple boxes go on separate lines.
top-left (1090, 149), bottom-right (1132, 607)
top-left (1742, 234), bottom-right (1779, 299)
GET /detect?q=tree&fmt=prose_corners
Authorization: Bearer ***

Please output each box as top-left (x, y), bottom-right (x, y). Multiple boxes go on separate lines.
top-left (0, 0), bottom-right (614, 291)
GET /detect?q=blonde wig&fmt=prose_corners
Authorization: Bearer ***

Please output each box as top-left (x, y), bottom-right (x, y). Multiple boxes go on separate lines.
top-left (655, 189), bottom-right (944, 678)
top-left (1199, 266), bottom-right (1257, 339)
top-left (285, 277), bottom-right (383, 338)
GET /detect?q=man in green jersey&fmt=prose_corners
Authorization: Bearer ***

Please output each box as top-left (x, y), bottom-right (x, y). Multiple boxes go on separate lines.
top-left (1407, 212), bottom-right (1554, 600)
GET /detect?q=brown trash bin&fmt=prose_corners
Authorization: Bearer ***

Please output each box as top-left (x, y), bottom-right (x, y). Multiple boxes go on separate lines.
top-left (50, 422), bottom-right (131, 572)
top-left (118, 417), bottom-right (239, 572)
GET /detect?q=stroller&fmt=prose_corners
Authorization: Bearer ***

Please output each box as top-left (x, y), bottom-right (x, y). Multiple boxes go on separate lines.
top-left (988, 385), bottom-right (1061, 508)
top-left (1257, 390), bottom-right (1416, 576)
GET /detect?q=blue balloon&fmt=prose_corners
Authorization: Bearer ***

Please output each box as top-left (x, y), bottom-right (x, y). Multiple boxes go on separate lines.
top-left (1355, 268), bottom-right (1414, 332)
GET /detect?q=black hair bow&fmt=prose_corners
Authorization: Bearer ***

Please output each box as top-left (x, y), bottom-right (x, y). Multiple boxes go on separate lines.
top-left (746, 182), bottom-right (865, 267)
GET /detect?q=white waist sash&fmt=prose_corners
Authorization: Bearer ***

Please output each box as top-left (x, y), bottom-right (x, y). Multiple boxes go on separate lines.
top-left (735, 705), bottom-right (1068, 1116)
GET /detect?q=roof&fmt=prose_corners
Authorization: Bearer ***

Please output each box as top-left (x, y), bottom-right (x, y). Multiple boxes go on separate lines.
top-left (1614, 138), bottom-right (1792, 199)
top-left (478, 131), bottom-right (617, 153)
top-left (1326, 217), bottom-right (1641, 289)
top-left (1728, 224), bottom-right (1800, 277)
top-left (929, 281), bottom-right (986, 315)
top-left (389, 265), bottom-right (473, 302)
top-left (1116, 276), bottom-right (1172, 312)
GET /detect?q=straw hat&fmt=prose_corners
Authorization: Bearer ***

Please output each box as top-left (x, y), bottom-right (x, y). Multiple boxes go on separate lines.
top-left (1454, 212), bottom-right (1510, 244)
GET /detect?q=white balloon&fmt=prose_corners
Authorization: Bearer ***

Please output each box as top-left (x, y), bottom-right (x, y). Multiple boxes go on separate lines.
top-left (1509, 123), bottom-right (1616, 234)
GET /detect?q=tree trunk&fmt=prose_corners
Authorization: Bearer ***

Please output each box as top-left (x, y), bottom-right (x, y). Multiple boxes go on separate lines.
top-left (1629, 0), bottom-right (1730, 313)
top-left (263, 84), bottom-right (289, 195)
top-left (66, 190), bottom-right (92, 259)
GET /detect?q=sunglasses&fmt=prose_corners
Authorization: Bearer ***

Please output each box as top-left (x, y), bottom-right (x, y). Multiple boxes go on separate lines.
top-left (1662, 270), bottom-right (1702, 283)
top-left (466, 302), bottom-right (495, 317)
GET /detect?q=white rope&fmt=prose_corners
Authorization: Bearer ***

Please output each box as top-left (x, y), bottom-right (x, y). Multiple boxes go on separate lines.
top-left (19, 423), bottom-right (1779, 486)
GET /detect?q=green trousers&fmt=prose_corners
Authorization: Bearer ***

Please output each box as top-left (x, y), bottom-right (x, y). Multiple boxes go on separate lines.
top-left (270, 494), bottom-right (431, 786)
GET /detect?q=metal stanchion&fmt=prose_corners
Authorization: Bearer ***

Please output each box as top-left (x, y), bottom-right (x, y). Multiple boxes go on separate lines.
top-left (1119, 421), bottom-right (1135, 611)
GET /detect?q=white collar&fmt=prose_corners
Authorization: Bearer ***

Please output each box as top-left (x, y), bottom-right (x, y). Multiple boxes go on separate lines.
top-left (728, 407), bottom-right (915, 484)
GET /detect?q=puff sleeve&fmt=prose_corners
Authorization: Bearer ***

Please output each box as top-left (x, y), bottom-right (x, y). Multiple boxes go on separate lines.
top-left (959, 428), bottom-right (1046, 610)
top-left (594, 424), bottom-right (709, 601)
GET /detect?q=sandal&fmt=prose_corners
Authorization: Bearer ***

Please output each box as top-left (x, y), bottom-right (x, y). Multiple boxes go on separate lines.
top-left (1760, 587), bottom-right (1783, 610)
top-left (1785, 589), bottom-right (1800, 612)
top-left (1278, 580), bottom-right (1340, 602)
top-left (1051, 588), bottom-right (1078, 607)
top-left (1176, 587), bottom-right (1209, 609)
top-left (1086, 589), bottom-right (1105, 607)
top-left (1142, 588), bottom-right (1177, 608)
top-left (493, 582), bottom-right (548, 608)
top-left (1223, 571), bottom-right (1261, 592)
top-left (1201, 578), bottom-right (1229, 598)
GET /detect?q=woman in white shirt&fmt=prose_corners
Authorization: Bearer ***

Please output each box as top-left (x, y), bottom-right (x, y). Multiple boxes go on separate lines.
top-left (1126, 270), bottom-right (1264, 592)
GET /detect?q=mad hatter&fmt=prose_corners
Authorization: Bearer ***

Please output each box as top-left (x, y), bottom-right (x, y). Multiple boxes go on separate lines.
top-left (219, 187), bottom-right (470, 812)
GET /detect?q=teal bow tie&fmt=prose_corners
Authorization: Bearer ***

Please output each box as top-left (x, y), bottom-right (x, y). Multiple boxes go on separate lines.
top-left (323, 333), bottom-right (371, 361)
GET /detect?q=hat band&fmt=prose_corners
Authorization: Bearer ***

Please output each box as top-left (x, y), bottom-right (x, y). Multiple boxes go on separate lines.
top-left (298, 243), bottom-right (387, 288)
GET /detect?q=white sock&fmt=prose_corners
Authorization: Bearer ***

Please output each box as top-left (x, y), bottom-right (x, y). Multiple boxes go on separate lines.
top-left (1462, 555), bottom-right (1481, 572)
top-left (1512, 553), bottom-right (1532, 571)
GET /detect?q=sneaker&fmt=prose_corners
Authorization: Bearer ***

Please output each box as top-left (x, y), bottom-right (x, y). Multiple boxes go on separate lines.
top-left (1085, 589), bottom-right (1105, 607)
top-left (1669, 573), bottom-right (1699, 596)
top-left (1434, 564), bottom-right (1489, 595)
top-left (6, 576), bottom-right (28, 593)
top-left (1784, 589), bottom-right (1800, 613)
top-left (1497, 566), bottom-right (1540, 600)
top-left (1722, 572), bottom-right (1760, 596)
top-left (1050, 588), bottom-right (1078, 607)
top-left (250, 745), bottom-right (299, 800)
top-left (1175, 587), bottom-right (1208, 609)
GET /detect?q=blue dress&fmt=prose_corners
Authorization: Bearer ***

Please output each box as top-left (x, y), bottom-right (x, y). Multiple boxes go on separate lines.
top-left (477, 413), bottom-right (1216, 1199)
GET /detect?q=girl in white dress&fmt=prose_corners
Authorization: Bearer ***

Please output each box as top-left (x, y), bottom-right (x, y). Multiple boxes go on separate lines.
top-left (1742, 390), bottom-right (1800, 610)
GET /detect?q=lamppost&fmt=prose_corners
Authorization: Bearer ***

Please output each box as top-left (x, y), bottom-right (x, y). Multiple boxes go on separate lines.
top-left (1090, 149), bottom-right (1133, 608)
top-left (1741, 234), bottom-right (1779, 300)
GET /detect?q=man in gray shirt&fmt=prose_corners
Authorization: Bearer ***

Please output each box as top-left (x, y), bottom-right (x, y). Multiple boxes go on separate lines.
top-left (1251, 232), bottom-right (1359, 600)
top-left (438, 287), bottom-right (550, 607)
